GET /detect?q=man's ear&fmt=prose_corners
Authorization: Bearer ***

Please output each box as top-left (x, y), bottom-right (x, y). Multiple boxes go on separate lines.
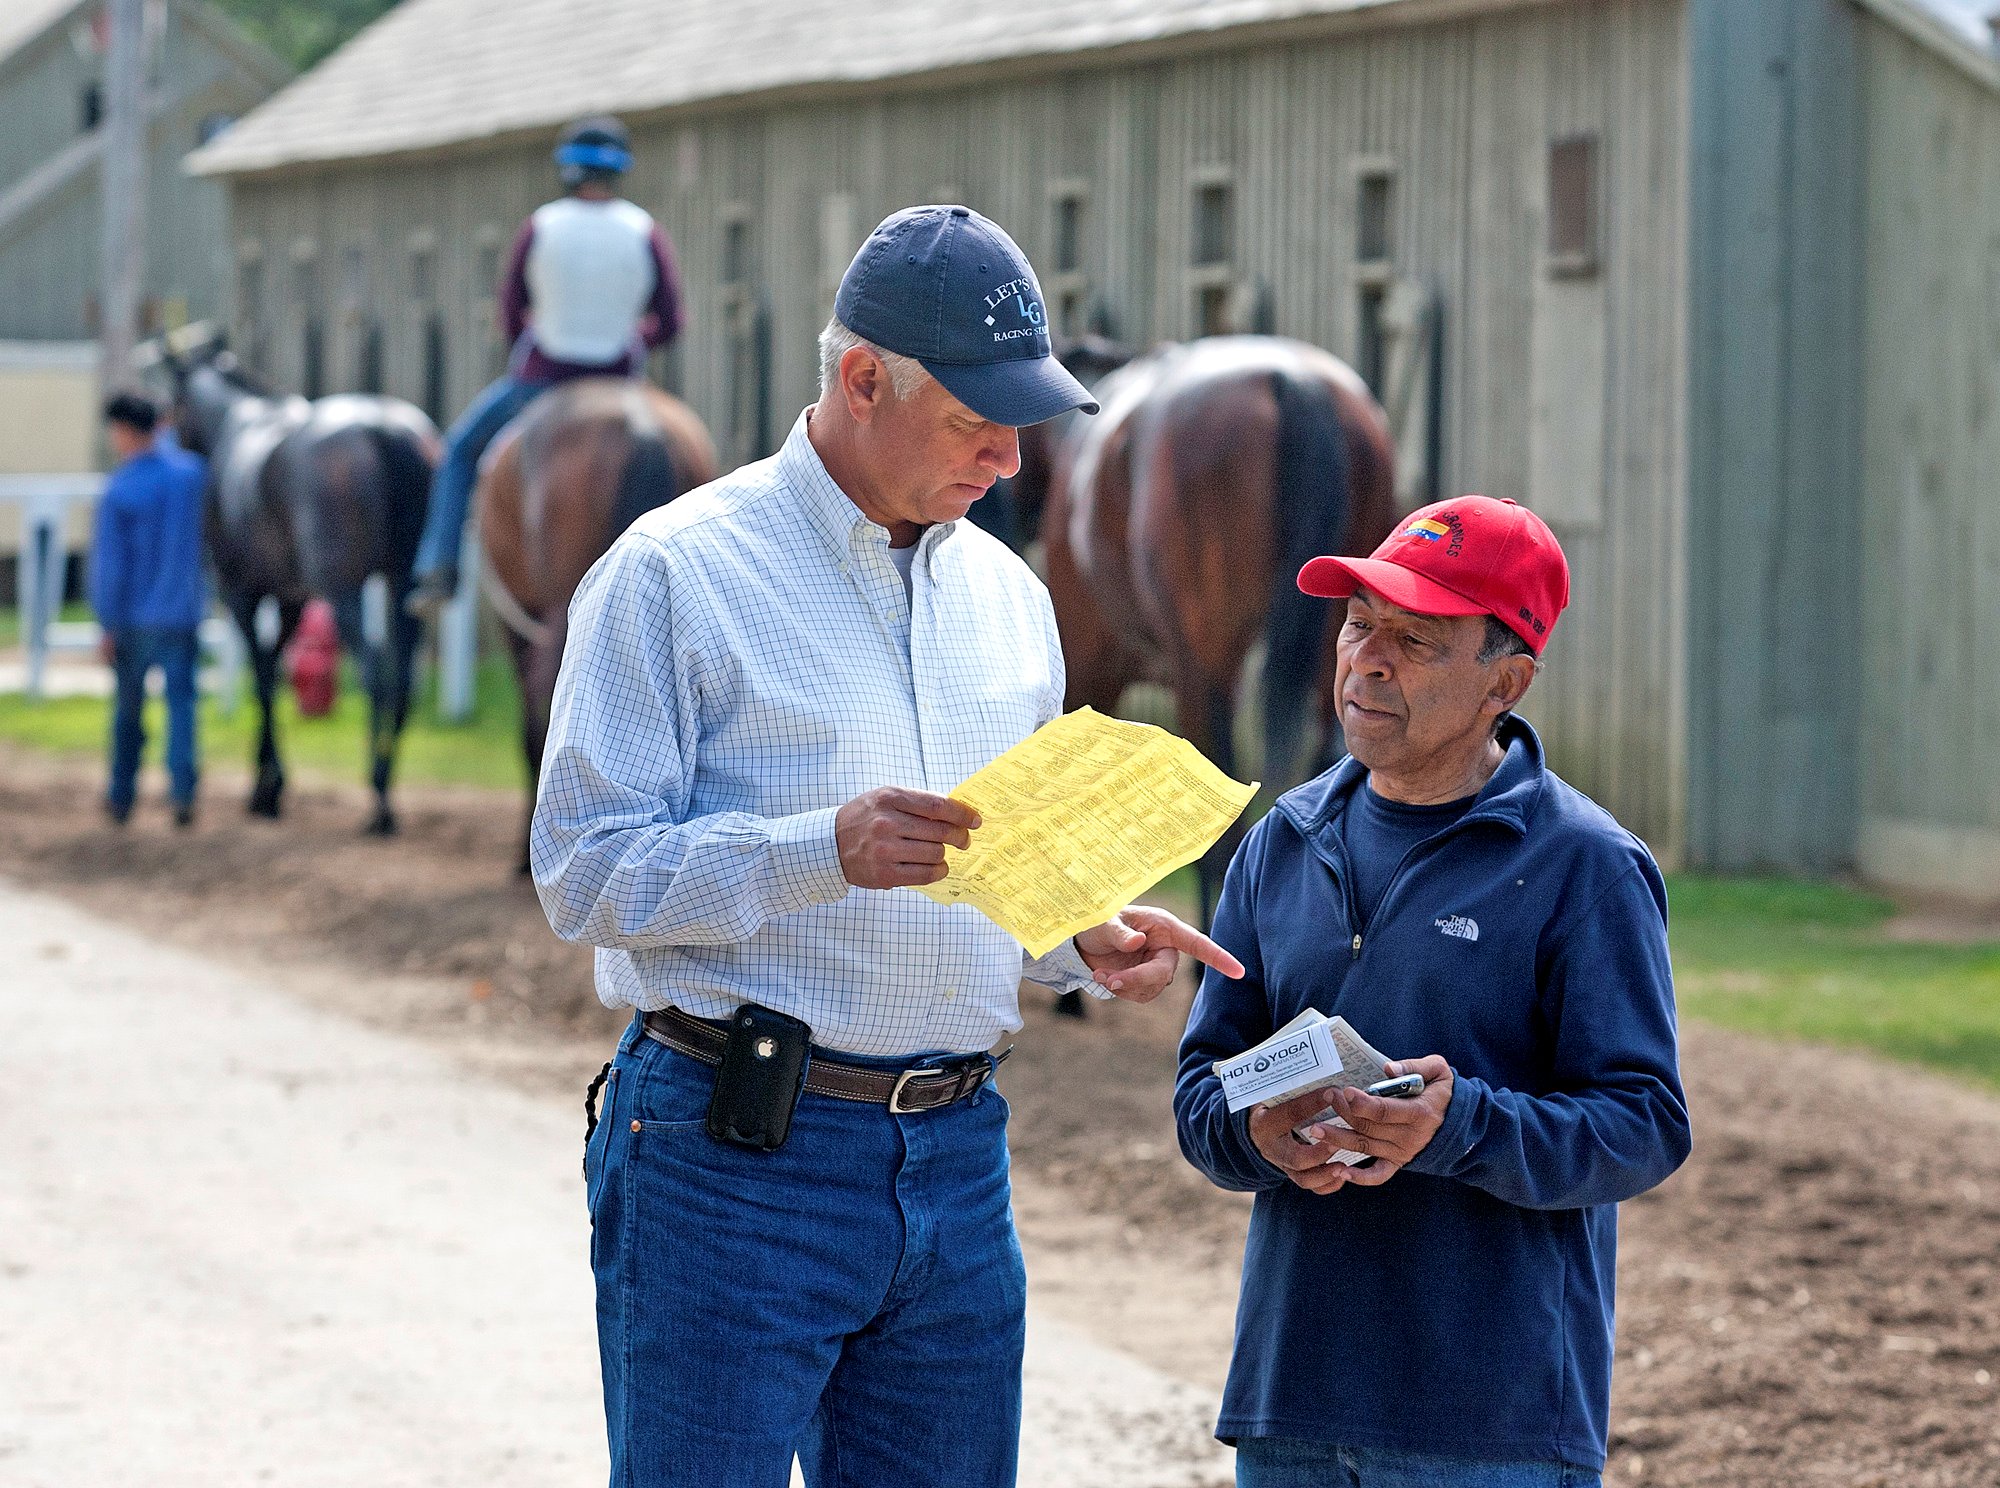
top-left (838, 346), bottom-right (887, 424)
top-left (1487, 653), bottom-right (1536, 716)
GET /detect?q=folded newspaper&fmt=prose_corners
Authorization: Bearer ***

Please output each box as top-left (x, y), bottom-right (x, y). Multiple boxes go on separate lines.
top-left (1212, 1010), bottom-right (1400, 1167)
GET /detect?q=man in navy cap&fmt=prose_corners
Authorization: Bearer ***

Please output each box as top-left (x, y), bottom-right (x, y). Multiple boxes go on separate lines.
top-left (532, 205), bottom-right (1243, 1488)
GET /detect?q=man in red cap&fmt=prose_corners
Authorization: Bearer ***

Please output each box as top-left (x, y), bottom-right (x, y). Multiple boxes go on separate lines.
top-left (1175, 496), bottom-right (1690, 1487)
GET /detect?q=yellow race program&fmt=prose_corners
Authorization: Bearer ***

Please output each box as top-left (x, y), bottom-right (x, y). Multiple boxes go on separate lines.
top-left (914, 707), bottom-right (1257, 956)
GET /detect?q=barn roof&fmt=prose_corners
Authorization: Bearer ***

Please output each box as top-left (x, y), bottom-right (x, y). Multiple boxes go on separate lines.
top-left (0, 0), bottom-right (91, 71)
top-left (186, 0), bottom-right (1528, 179)
top-left (0, 0), bottom-right (290, 90)
top-left (189, 0), bottom-right (2000, 181)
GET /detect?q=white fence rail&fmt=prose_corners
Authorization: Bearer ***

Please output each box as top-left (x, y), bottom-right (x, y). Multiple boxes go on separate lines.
top-left (0, 474), bottom-right (103, 697)
top-left (2, 474), bottom-right (471, 717)
top-left (0, 474), bottom-right (247, 708)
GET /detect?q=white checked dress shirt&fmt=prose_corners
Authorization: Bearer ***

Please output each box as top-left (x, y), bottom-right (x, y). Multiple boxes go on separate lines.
top-left (531, 411), bottom-right (1100, 1057)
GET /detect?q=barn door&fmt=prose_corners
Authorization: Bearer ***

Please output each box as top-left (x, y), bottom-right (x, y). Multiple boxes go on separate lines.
top-left (1378, 279), bottom-right (1441, 510)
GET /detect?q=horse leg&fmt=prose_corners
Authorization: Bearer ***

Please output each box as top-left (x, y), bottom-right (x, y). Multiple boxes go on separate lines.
top-left (230, 594), bottom-right (286, 818)
top-left (330, 590), bottom-right (398, 836)
top-left (505, 626), bottom-right (538, 876)
top-left (369, 585), bottom-right (426, 838)
top-left (516, 610), bottom-right (569, 868)
top-left (1179, 669), bottom-right (1240, 931)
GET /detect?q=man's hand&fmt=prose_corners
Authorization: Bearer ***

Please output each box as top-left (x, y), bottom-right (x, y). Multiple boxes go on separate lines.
top-left (1073, 906), bottom-right (1245, 1004)
top-left (1246, 1056), bottom-right (1453, 1194)
top-left (1246, 1087), bottom-right (1395, 1194)
top-left (1307, 1055), bottom-right (1454, 1171)
top-left (836, 787), bottom-right (981, 889)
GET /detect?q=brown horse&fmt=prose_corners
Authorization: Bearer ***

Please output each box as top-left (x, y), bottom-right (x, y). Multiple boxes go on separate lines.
top-left (475, 378), bottom-right (717, 866)
top-left (1028, 336), bottom-right (1399, 918)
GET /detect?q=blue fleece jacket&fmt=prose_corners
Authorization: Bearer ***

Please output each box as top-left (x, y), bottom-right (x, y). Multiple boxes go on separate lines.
top-left (1175, 716), bottom-right (1689, 1471)
top-left (89, 441), bottom-right (208, 632)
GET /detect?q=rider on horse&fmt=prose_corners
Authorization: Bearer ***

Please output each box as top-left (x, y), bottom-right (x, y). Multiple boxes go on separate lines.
top-left (406, 115), bottom-right (684, 615)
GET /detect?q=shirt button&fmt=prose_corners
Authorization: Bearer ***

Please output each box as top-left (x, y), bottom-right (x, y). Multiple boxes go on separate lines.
top-left (942, 987), bottom-right (957, 1001)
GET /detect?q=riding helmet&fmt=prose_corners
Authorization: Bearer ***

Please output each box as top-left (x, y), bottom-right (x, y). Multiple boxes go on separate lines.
top-left (554, 115), bottom-right (632, 187)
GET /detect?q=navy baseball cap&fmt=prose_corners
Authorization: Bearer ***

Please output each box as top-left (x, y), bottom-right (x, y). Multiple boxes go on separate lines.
top-left (834, 205), bottom-right (1099, 427)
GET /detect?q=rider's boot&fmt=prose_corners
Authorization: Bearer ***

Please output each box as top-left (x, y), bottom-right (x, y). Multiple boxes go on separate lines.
top-left (404, 565), bottom-right (458, 620)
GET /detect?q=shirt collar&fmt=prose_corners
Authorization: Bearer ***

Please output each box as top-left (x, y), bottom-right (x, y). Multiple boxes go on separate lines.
top-left (775, 409), bottom-right (958, 573)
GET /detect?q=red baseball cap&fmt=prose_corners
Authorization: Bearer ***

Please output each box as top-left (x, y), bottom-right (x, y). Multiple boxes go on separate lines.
top-left (1297, 496), bottom-right (1570, 655)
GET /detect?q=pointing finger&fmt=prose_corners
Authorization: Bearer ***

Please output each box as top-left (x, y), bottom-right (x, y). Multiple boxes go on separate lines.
top-left (1127, 908), bottom-right (1244, 979)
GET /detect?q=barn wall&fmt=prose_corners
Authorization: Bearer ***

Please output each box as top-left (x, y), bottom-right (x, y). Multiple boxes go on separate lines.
top-left (224, 0), bottom-right (1691, 858)
top-left (1685, 0), bottom-right (1866, 876)
top-left (0, 7), bottom-right (281, 342)
top-left (1853, 13), bottom-right (2000, 894)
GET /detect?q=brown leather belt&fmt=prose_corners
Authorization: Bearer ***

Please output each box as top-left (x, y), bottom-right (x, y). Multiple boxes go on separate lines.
top-left (640, 1007), bottom-right (1009, 1115)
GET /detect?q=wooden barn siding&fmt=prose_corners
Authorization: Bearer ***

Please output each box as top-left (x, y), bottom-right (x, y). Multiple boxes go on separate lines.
top-left (224, 0), bottom-right (1689, 856)
top-left (1685, 0), bottom-right (1865, 875)
top-left (1853, 14), bottom-right (2000, 893)
top-left (0, 13), bottom-right (272, 341)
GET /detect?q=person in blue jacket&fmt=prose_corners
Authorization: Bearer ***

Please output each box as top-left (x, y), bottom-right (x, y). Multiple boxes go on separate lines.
top-left (1175, 494), bottom-right (1691, 1488)
top-left (89, 390), bottom-right (208, 827)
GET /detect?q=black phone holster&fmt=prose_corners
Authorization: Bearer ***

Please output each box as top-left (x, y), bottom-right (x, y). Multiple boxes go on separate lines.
top-left (705, 1003), bottom-right (813, 1151)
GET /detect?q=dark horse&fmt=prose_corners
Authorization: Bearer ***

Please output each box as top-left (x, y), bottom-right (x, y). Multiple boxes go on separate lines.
top-left (475, 377), bottom-right (717, 867)
top-left (1019, 335), bottom-right (1400, 919)
top-left (163, 334), bottom-right (439, 834)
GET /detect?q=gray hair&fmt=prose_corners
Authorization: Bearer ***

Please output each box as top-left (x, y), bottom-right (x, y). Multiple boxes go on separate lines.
top-left (1478, 615), bottom-right (1543, 670)
top-left (1480, 615), bottom-right (1542, 735)
top-left (818, 318), bottom-right (931, 401)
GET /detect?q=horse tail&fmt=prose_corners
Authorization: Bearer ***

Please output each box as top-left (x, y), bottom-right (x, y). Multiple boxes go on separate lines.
top-left (1261, 367), bottom-right (1348, 786)
top-left (610, 391), bottom-right (681, 542)
top-left (377, 422), bottom-right (439, 575)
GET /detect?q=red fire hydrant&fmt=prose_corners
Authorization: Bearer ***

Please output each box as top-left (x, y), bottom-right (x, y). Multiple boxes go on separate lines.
top-left (287, 599), bottom-right (340, 717)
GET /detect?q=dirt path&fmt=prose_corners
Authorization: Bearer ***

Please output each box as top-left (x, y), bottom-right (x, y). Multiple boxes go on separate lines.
top-left (0, 882), bottom-right (1228, 1486)
top-left (2, 744), bottom-right (1997, 1484)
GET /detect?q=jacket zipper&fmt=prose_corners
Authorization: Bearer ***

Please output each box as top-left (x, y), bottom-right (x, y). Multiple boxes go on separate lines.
top-left (1321, 809), bottom-right (1507, 963)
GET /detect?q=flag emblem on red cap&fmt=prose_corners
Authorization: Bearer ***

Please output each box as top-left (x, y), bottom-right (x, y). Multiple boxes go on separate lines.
top-left (1405, 517), bottom-right (1451, 542)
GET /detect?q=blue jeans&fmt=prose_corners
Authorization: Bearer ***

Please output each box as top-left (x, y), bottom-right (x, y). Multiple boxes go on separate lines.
top-left (107, 625), bottom-right (199, 812)
top-left (1237, 1439), bottom-right (1602, 1487)
top-left (586, 1019), bottom-right (1026, 1488)
top-left (412, 375), bottom-right (544, 580)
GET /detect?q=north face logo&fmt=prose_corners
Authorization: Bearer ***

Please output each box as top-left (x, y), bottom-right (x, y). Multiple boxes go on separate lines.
top-left (1435, 915), bottom-right (1480, 942)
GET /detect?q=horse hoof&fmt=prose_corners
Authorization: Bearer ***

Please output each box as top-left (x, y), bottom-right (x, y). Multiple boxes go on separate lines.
top-left (247, 794), bottom-right (282, 820)
top-left (365, 811), bottom-right (398, 838)
top-left (1053, 990), bottom-right (1089, 1020)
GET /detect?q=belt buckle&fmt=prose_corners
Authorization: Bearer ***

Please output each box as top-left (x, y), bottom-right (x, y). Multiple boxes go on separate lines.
top-left (888, 1067), bottom-right (933, 1115)
top-left (888, 1057), bottom-right (989, 1115)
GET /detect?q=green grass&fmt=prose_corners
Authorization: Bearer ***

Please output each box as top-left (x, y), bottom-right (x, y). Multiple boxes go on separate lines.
top-left (0, 603), bottom-right (94, 649)
top-left (1667, 874), bottom-right (2000, 1092)
top-left (0, 653), bottom-right (531, 793)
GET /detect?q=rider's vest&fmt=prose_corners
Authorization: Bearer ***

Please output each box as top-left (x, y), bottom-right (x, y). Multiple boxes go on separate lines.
top-left (525, 197), bottom-right (659, 366)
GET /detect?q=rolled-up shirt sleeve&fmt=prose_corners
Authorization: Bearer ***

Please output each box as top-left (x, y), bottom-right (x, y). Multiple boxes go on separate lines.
top-left (531, 532), bottom-right (852, 949)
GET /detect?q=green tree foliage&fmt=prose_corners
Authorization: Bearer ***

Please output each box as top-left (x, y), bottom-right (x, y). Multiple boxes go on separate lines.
top-left (208, 0), bottom-right (404, 73)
